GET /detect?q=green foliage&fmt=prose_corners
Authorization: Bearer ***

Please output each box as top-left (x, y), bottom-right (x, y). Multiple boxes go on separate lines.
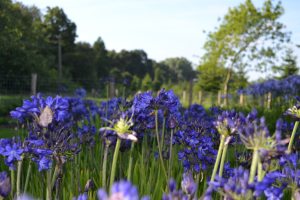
top-left (197, 0), bottom-right (291, 98)
top-left (160, 57), bottom-right (194, 83)
top-left (272, 48), bottom-right (299, 79)
top-left (153, 68), bottom-right (163, 91)
top-left (141, 73), bottom-right (152, 91)
top-left (130, 75), bottom-right (140, 91)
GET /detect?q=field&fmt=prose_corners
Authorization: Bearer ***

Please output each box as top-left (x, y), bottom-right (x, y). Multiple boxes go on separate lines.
top-left (0, 82), bottom-right (299, 200)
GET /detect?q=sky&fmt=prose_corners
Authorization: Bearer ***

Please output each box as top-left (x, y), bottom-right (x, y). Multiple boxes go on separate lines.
top-left (17, 0), bottom-right (300, 81)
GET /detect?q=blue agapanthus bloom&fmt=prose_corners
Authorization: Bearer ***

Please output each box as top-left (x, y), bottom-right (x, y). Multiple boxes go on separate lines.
top-left (102, 75), bottom-right (115, 85)
top-left (2, 143), bottom-right (23, 162)
top-left (204, 166), bottom-right (277, 199)
top-left (10, 93), bottom-right (69, 125)
top-left (121, 78), bottom-right (129, 86)
top-left (133, 88), bottom-right (179, 114)
top-left (162, 177), bottom-right (197, 200)
top-left (75, 88), bottom-right (86, 98)
top-left (96, 180), bottom-right (149, 200)
top-left (0, 171), bottom-right (11, 198)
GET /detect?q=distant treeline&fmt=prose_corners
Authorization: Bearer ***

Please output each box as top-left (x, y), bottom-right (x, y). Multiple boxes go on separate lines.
top-left (0, 0), bottom-right (194, 93)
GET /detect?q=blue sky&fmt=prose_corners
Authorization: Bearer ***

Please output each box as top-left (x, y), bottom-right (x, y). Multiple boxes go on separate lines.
top-left (18, 0), bottom-right (300, 81)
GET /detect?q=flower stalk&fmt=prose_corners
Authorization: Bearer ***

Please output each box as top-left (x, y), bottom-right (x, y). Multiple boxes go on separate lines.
top-left (211, 135), bottom-right (226, 182)
top-left (288, 121), bottom-right (299, 151)
top-left (109, 137), bottom-right (122, 193)
top-left (102, 142), bottom-right (109, 189)
top-left (168, 129), bottom-right (174, 181)
top-left (218, 141), bottom-right (229, 178)
top-left (249, 148), bottom-right (259, 183)
top-left (24, 160), bottom-right (32, 193)
top-left (155, 110), bottom-right (168, 181)
top-left (127, 141), bottom-right (135, 181)
top-left (16, 160), bottom-right (22, 200)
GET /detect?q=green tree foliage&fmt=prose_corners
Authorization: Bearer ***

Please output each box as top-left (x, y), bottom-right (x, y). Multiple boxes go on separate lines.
top-left (198, 0), bottom-right (291, 105)
top-left (42, 6), bottom-right (77, 54)
top-left (160, 57), bottom-right (194, 83)
top-left (94, 37), bottom-right (109, 78)
top-left (141, 73), bottom-right (152, 91)
top-left (273, 48), bottom-right (299, 79)
top-left (153, 67), bottom-right (163, 91)
top-left (130, 75), bottom-right (140, 91)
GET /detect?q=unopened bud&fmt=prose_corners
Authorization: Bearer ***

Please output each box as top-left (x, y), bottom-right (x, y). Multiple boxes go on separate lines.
top-left (163, 108), bottom-right (169, 117)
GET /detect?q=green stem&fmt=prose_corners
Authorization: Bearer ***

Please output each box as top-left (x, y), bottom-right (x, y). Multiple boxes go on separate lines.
top-left (102, 144), bottom-right (109, 189)
top-left (154, 110), bottom-right (168, 181)
top-left (11, 169), bottom-right (14, 198)
top-left (211, 135), bottom-right (225, 182)
top-left (47, 170), bottom-right (52, 200)
top-left (249, 149), bottom-right (259, 184)
top-left (127, 141), bottom-right (135, 181)
top-left (51, 166), bottom-right (58, 190)
top-left (24, 160), bottom-right (32, 193)
top-left (257, 155), bottom-right (263, 182)
top-left (161, 117), bottom-right (166, 150)
top-left (109, 138), bottom-right (122, 193)
top-left (168, 129), bottom-right (174, 181)
top-left (218, 140), bottom-right (228, 178)
top-left (195, 173), bottom-right (201, 198)
top-left (16, 160), bottom-right (22, 200)
top-left (288, 121), bottom-right (299, 151)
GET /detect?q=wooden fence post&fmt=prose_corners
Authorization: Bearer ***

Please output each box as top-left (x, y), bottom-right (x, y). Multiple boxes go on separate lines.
top-left (218, 90), bottom-right (221, 105)
top-left (183, 91), bottom-right (186, 103)
top-left (115, 89), bottom-right (118, 97)
top-left (267, 92), bottom-right (271, 109)
top-left (157, 90), bottom-right (160, 97)
top-left (189, 79), bottom-right (193, 107)
top-left (109, 80), bottom-right (114, 99)
top-left (199, 91), bottom-right (202, 105)
top-left (240, 94), bottom-right (243, 106)
top-left (31, 73), bottom-right (37, 96)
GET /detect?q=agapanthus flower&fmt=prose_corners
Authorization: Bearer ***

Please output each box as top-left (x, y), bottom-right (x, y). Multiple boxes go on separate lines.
top-left (96, 180), bottom-right (149, 200)
top-left (10, 94), bottom-right (69, 126)
top-left (75, 89), bottom-right (86, 98)
top-left (100, 108), bottom-right (137, 142)
top-left (0, 171), bottom-right (11, 198)
top-left (284, 96), bottom-right (300, 121)
top-left (133, 88), bottom-right (179, 114)
top-left (2, 143), bottom-right (23, 162)
top-left (121, 78), bottom-right (129, 86)
top-left (204, 166), bottom-right (277, 199)
top-left (162, 178), bottom-right (197, 200)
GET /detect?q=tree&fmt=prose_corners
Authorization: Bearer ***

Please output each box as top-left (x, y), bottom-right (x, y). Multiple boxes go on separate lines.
top-left (199, 0), bottom-right (291, 105)
top-left (153, 67), bottom-right (163, 91)
top-left (141, 73), bottom-right (152, 91)
top-left (42, 6), bottom-right (77, 55)
top-left (160, 57), bottom-right (194, 83)
top-left (273, 48), bottom-right (299, 79)
top-left (130, 75), bottom-right (140, 91)
top-left (93, 37), bottom-right (109, 77)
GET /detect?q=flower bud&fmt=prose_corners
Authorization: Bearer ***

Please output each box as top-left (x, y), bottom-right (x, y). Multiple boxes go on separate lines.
top-left (163, 108), bottom-right (169, 117)
top-left (168, 116), bottom-right (177, 129)
top-left (0, 172), bottom-right (11, 197)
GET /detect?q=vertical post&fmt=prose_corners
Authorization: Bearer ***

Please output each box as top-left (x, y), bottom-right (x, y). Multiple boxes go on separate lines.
top-left (31, 73), bottom-right (37, 96)
top-left (218, 90), bottom-right (221, 105)
top-left (183, 91), bottom-right (186, 103)
top-left (267, 92), bottom-right (271, 109)
top-left (189, 79), bottom-right (193, 107)
top-left (199, 91), bottom-right (202, 105)
top-left (115, 89), bottom-right (118, 97)
top-left (109, 79), bottom-right (114, 99)
top-left (240, 94), bottom-right (243, 106)
top-left (57, 34), bottom-right (62, 90)
top-left (157, 90), bottom-right (160, 97)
